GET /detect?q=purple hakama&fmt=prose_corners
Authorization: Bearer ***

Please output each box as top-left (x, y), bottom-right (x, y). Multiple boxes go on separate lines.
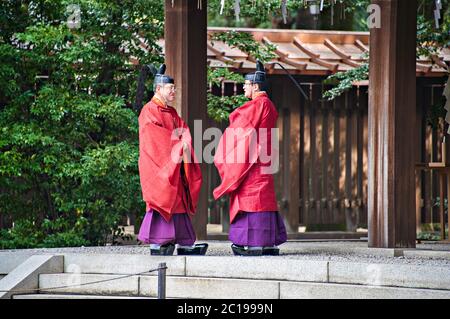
top-left (138, 209), bottom-right (196, 246)
top-left (228, 211), bottom-right (287, 247)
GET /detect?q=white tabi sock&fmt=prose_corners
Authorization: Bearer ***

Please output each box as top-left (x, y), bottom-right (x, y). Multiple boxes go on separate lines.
top-left (246, 246), bottom-right (263, 251)
top-left (177, 244), bottom-right (195, 249)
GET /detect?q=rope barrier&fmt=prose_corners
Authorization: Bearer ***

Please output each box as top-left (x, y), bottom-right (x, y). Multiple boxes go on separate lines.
top-left (0, 265), bottom-right (167, 295)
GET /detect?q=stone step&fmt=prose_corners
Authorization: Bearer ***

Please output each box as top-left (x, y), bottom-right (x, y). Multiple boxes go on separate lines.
top-left (39, 273), bottom-right (279, 299)
top-left (0, 253), bottom-right (35, 274)
top-left (38, 273), bottom-right (450, 299)
top-left (280, 282), bottom-right (450, 299)
top-left (329, 261), bottom-right (450, 290)
top-left (0, 255), bottom-right (63, 299)
top-left (61, 254), bottom-right (450, 290)
top-left (63, 254), bottom-right (185, 276)
top-left (13, 294), bottom-right (154, 299)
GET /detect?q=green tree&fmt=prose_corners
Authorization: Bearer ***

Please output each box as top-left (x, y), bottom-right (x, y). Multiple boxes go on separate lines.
top-left (0, 0), bottom-right (164, 248)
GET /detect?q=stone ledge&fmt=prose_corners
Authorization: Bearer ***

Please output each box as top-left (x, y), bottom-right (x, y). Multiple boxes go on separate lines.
top-left (280, 281), bottom-right (450, 299)
top-left (186, 256), bottom-right (328, 282)
top-left (140, 276), bottom-right (280, 299)
top-left (0, 255), bottom-right (63, 299)
top-left (328, 261), bottom-right (450, 290)
top-left (63, 254), bottom-right (186, 276)
top-left (0, 252), bottom-right (36, 274)
top-left (403, 250), bottom-right (450, 260)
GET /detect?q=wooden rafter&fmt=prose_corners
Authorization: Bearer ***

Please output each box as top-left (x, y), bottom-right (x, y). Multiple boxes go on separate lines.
top-left (324, 38), bottom-right (362, 68)
top-left (207, 42), bottom-right (243, 69)
top-left (262, 36), bottom-right (307, 71)
top-left (431, 54), bottom-right (449, 70)
top-left (355, 39), bottom-right (369, 53)
top-left (293, 37), bottom-right (339, 72)
top-left (416, 62), bottom-right (433, 73)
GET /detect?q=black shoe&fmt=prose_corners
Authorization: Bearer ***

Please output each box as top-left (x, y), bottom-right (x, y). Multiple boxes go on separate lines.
top-left (231, 244), bottom-right (262, 256)
top-left (177, 243), bottom-right (209, 255)
top-left (262, 247), bottom-right (279, 256)
top-left (150, 243), bottom-right (175, 256)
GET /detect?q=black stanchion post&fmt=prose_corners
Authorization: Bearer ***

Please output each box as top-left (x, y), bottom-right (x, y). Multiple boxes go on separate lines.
top-left (157, 262), bottom-right (166, 299)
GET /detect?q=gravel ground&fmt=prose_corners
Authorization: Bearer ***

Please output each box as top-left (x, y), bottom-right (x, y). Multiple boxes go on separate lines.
top-left (2, 241), bottom-right (450, 267)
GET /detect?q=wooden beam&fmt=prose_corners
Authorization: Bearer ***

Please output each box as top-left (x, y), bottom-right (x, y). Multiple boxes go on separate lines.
top-left (368, 0), bottom-right (417, 248)
top-left (286, 80), bottom-right (301, 233)
top-left (207, 43), bottom-right (243, 69)
top-left (293, 37), bottom-right (339, 72)
top-left (355, 39), bottom-right (369, 53)
top-left (165, 0), bottom-right (208, 239)
top-left (324, 38), bottom-right (362, 68)
top-left (262, 37), bottom-right (308, 71)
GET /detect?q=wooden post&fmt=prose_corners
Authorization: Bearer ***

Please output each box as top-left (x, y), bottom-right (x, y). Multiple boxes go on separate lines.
top-left (439, 173), bottom-right (445, 240)
top-left (415, 79), bottom-right (425, 234)
top-left (447, 173), bottom-right (450, 240)
top-left (165, 0), bottom-right (208, 239)
top-left (368, 0), bottom-right (417, 248)
top-left (286, 83), bottom-right (301, 233)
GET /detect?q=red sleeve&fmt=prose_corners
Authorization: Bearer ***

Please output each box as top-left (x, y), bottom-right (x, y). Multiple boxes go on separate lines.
top-left (213, 100), bottom-right (263, 199)
top-left (138, 106), bottom-right (183, 215)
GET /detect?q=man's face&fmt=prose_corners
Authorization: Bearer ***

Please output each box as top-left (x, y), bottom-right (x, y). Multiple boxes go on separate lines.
top-left (158, 83), bottom-right (176, 103)
top-left (243, 80), bottom-right (255, 99)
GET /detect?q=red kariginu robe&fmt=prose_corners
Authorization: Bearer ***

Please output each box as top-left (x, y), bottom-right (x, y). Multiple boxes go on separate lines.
top-left (213, 92), bottom-right (279, 224)
top-left (138, 97), bottom-right (202, 222)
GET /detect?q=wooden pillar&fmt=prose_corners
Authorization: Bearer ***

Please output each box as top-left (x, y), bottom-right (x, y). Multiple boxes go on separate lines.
top-left (165, 0), bottom-right (208, 239)
top-left (284, 81), bottom-right (301, 233)
top-left (368, 0), bottom-right (417, 248)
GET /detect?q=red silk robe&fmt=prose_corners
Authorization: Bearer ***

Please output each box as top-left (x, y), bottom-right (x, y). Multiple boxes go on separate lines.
top-left (138, 97), bottom-right (202, 222)
top-left (213, 92), bottom-right (279, 224)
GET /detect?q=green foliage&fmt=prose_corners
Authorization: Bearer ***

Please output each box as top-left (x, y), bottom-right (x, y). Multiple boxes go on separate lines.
top-left (211, 30), bottom-right (277, 63)
top-left (207, 66), bottom-right (247, 122)
top-left (323, 2), bottom-right (450, 102)
top-left (207, 67), bottom-right (244, 86)
top-left (207, 93), bottom-right (249, 123)
top-left (207, 29), bottom-right (277, 122)
top-left (207, 0), bottom-right (371, 29)
top-left (0, 0), bottom-right (162, 248)
top-left (417, 11), bottom-right (450, 59)
top-left (207, 0), bottom-right (307, 28)
top-left (0, 218), bottom-right (89, 249)
top-left (322, 60), bottom-right (369, 101)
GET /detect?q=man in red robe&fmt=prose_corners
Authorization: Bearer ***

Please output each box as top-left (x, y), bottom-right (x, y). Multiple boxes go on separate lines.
top-left (213, 61), bottom-right (287, 256)
top-left (137, 64), bottom-right (208, 256)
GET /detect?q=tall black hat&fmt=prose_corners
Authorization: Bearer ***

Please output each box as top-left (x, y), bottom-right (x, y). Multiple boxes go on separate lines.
top-left (154, 64), bottom-right (174, 86)
top-left (244, 60), bottom-right (266, 84)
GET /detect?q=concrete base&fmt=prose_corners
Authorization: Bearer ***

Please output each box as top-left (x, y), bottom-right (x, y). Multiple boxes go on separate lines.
top-left (0, 255), bottom-right (63, 299)
top-left (37, 273), bottom-right (450, 299)
top-left (2, 241), bottom-right (450, 299)
top-left (39, 273), bottom-right (139, 296)
top-left (280, 282), bottom-right (450, 299)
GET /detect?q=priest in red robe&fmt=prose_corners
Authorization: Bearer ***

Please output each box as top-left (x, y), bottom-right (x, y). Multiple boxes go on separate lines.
top-left (213, 61), bottom-right (287, 256)
top-left (137, 64), bottom-right (208, 256)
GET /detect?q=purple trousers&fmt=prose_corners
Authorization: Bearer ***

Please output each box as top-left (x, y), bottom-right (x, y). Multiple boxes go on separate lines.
top-left (229, 211), bottom-right (287, 247)
top-left (137, 209), bottom-right (196, 246)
